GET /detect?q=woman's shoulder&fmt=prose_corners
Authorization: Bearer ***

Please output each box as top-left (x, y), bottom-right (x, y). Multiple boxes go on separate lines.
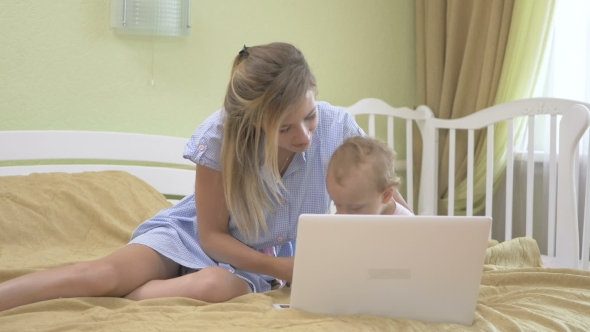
top-left (194, 109), bottom-right (225, 134)
top-left (316, 101), bottom-right (365, 141)
top-left (317, 101), bottom-right (351, 124)
top-left (183, 109), bottom-right (226, 169)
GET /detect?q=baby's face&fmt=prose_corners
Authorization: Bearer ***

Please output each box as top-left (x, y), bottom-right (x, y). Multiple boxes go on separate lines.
top-left (326, 164), bottom-right (386, 215)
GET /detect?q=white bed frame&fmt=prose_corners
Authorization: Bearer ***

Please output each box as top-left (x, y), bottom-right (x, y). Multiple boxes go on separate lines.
top-left (2, 98), bottom-right (590, 270)
top-left (0, 131), bottom-right (195, 204)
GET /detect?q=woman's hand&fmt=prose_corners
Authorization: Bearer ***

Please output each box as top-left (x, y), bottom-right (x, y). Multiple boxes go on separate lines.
top-left (269, 256), bottom-right (294, 282)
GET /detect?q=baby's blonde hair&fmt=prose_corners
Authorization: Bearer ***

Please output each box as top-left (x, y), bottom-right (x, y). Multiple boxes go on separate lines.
top-left (221, 42), bottom-right (317, 243)
top-left (328, 136), bottom-right (401, 191)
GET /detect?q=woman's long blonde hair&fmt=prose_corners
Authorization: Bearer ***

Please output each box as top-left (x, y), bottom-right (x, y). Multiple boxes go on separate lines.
top-left (221, 42), bottom-right (317, 243)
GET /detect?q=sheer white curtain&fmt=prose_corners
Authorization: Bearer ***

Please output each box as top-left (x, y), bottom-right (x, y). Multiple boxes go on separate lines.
top-left (514, 0), bottom-right (590, 257)
top-left (540, 0), bottom-right (590, 102)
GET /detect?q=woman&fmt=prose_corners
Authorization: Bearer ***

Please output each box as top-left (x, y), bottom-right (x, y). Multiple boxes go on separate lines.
top-left (0, 42), bottom-right (409, 311)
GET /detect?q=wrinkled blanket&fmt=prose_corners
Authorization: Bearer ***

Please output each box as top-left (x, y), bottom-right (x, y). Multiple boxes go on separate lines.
top-left (1, 171), bottom-right (589, 331)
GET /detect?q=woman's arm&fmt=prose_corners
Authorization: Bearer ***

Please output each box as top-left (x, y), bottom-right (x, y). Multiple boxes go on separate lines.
top-left (195, 164), bottom-right (293, 281)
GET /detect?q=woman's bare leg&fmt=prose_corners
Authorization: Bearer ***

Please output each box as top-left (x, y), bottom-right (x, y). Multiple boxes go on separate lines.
top-left (125, 266), bottom-right (252, 303)
top-left (0, 244), bottom-right (178, 312)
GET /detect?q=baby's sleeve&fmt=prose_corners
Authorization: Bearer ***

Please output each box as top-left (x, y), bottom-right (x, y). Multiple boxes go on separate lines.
top-left (393, 201), bottom-right (415, 216)
top-left (183, 111), bottom-right (224, 171)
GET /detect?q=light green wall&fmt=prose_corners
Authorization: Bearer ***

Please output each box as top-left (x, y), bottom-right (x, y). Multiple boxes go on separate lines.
top-left (0, 0), bottom-right (416, 139)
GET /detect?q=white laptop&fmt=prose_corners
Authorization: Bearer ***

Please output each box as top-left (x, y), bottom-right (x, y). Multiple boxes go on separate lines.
top-left (285, 214), bottom-right (491, 326)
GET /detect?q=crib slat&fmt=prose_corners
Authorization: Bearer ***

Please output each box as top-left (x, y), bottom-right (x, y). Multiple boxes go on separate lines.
top-left (434, 129), bottom-right (440, 215)
top-left (506, 119), bottom-right (515, 241)
top-left (547, 115), bottom-right (558, 257)
top-left (448, 129), bottom-right (456, 216)
top-left (583, 130), bottom-right (590, 270)
top-left (574, 142), bottom-right (582, 198)
top-left (574, 147), bottom-right (581, 204)
top-left (575, 143), bottom-right (582, 264)
top-left (526, 116), bottom-right (535, 238)
top-left (467, 129), bottom-right (474, 216)
top-left (486, 125), bottom-right (494, 218)
top-left (369, 114), bottom-right (375, 137)
top-left (406, 119), bottom-right (414, 211)
top-left (388, 116), bottom-right (394, 150)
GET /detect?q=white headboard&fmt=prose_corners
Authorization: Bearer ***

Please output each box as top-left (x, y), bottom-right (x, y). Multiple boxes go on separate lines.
top-left (0, 131), bottom-right (195, 201)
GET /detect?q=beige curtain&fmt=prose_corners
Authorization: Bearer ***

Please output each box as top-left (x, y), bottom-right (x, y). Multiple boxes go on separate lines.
top-left (415, 0), bottom-right (515, 214)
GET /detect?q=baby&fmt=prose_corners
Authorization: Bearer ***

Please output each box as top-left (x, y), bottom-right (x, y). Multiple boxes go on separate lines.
top-left (263, 136), bottom-right (412, 289)
top-left (326, 136), bottom-right (413, 215)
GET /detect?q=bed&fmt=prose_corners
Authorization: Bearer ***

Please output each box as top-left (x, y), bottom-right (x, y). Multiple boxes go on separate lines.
top-left (1, 100), bottom-right (590, 331)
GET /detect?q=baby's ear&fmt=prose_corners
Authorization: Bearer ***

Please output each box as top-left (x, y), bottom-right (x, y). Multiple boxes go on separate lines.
top-left (381, 187), bottom-right (394, 204)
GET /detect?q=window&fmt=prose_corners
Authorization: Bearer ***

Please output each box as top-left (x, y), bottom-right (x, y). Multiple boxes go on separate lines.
top-left (537, 0), bottom-right (590, 103)
top-left (518, 0), bottom-right (590, 153)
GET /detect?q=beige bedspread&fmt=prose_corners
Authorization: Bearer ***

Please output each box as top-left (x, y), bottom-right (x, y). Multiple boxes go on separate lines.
top-left (1, 171), bottom-right (589, 331)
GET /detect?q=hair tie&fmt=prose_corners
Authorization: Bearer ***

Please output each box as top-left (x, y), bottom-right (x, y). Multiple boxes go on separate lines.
top-left (239, 45), bottom-right (249, 56)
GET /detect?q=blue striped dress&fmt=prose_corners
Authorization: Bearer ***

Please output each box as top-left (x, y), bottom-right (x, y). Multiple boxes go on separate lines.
top-left (129, 101), bottom-right (365, 292)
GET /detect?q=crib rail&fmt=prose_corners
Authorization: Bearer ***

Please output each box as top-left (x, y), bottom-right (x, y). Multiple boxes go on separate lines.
top-left (419, 98), bottom-right (590, 269)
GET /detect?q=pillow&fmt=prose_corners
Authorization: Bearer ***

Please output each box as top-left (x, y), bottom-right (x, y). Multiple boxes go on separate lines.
top-left (0, 171), bottom-right (172, 282)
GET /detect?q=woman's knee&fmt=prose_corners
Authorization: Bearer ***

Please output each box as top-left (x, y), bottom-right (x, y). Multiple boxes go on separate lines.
top-left (67, 260), bottom-right (122, 296)
top-left (88, 244), bottom-right (179, 297)
top-left (188, 266), bottom-right (251, 303)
